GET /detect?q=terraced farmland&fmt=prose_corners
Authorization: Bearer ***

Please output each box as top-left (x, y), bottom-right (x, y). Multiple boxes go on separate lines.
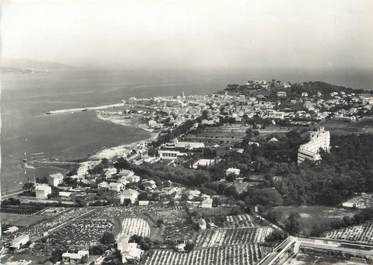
top-left (324, 221), bottom-right (373, 244)
top-left (195, 227), bottom-right (273, 248)
top-left (224, 214), bottom-right (255, 228)
top-left (144, 244), bottom-right (270, 265)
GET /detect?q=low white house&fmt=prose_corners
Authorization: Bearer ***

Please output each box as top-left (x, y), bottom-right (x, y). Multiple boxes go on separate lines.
top-left (138, 200), bottom-right (149, 206)
top-left (159, 149), bottom-right (186, 160)
top-left (118, 174), bottom-right (140, 184)
top-left (118, 169), bottom-right (135, 177)
top-left (176, 242), bottom-right (186, 252)
top-left (48, 172), bottom-right (64, 187)
top-left (104, 167), bottom-right (117, 179)
top-left (59, 191), bottom-right (72, 198)
top-left (186, 189), bottom-right (201, 200)
top-left (98, 181), bottom-right (109, 190)
top-left (109, 182), bottom-right (124, 192)
top-left (117, 177), bottom-right (129, 186)
top-left (4, 226), bottom-right (19, 234)
top-left (142, 179), bottom-right (157, 191)
top-left (198, 218), bottom-right (207, 231)
top-left (192, 159), bottom-right (216, 169)
top-left (200, 197), bottom-right (213, 208)
top-left (119, 189), bottom-right (139, 204)
top-left (62, 250), bottom-right (89, 264)
top-left (11, 234), bottom-right (29, 249)
top-left (225, 168), bottom-right (240, 176)
top-left (175, 141), bottom-right (204, 149)
top-left (35, 184), bottom-right (52, 199)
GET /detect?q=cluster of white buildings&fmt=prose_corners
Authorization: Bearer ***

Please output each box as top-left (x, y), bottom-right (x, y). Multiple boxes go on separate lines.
top-left (124, 94), bottom-right (204, 130)
top-left (158, 140), bottom-right (205, 160)
top-left (62, 250), bottom-right (89, 264)
top-left (297, 127), bottom-right (330, 164)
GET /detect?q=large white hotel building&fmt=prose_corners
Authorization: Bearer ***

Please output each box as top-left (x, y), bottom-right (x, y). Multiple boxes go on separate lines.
top-left (297, 127), bottom-right (330, 164)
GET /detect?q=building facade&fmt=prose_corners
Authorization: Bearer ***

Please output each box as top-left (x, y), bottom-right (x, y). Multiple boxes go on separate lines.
top-left (297, 127), bottom-right (330, 164)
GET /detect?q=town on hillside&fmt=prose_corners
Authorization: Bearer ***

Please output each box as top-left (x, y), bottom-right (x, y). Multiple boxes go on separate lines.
top-left (2, 80), bottom-right (373, 265)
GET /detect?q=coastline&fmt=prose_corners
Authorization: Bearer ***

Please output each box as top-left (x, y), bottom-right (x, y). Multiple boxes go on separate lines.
top-left (96, 111), bottom-right (154, 133)
top-left (92, 111), bottom-right (158, 160)
top-left (1, 110), bottom-right (156, 197)
top-left (90, 131), bottom-right (158, 161)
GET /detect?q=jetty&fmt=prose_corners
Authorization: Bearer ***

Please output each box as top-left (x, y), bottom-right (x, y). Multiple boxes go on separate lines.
top-left (46, 102), bottom-right (125, 115)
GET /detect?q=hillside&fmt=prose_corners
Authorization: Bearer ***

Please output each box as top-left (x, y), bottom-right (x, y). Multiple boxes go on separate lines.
top-left (1, 59), bottom-right (73, 73)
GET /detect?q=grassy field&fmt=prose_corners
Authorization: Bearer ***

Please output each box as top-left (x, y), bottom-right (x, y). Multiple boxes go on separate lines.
top-left (0, 213), bottom-right (46, 227)
top-left (269, 206), bottom-right (360, 235)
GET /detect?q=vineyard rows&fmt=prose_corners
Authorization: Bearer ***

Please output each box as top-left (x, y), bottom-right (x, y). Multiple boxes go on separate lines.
top-left (121, 218), bottom-right (150, 237)
top-left (144, 244), bottom-right (270, 265)
top-left (195, 227), bottom-right (273, 248)
top-left (224, 214), bottom-right (255, 228)
top-left (324, 221), bottom-right (373, 244)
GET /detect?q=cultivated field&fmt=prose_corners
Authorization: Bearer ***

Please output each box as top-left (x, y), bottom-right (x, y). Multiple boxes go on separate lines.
top-left (324, 221), bottom-right (373, 244)
top-left (32, 219), bottom-right (114, 256)
top-left (224, 214), bottom-right (255, 228)
top-left (144, 244), bottom-right (270, 265)
top-left (195, 227), bottom-right (273, 248)
top-left (285, 253), bottom-right (368, 265)
top-left (121, 218), bottom-right (151, 238)
top-left (1, 207), bottom-right (93, 242)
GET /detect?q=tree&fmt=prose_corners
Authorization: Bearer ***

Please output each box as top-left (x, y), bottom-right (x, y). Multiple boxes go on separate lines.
top-left (185, 242), bottom-right (194, 252)
top-left (245, 188), bottom-right (283, 207)
top-left (201, 110), bottom-right (209, 120)
top-left (36, 176), bottom-right (48, 184)
top-left (265, 230), bottom-right (287, 243)
top-left (63, 177), bottom-right (78, 188)
top-left (156, 219), bottom-right (164, 227)
top-left (148, 146), bottom-right (158, 157)
top-left (75, 197), bottom-right (87, 207)
top-left (100, 232), bottom-right (116, 245)
top-left (129, 235), bottom-right (152, 251)
top-left (225, 174), bottom-right (237, 182)
top-left (90, 245), bottom-right (105, 255)
top-left (114, 157), bottom-right (132, 171)
top-left (101, 158), bottom-right (110, 167)
top-left (2, 197), bottom-right (21, 205)
top-left (50, 248), bottom-right (64, 263)
top-left (23, 182), bottom-right (35, 193)
top-left (286, 213), bottom-right (302, 234)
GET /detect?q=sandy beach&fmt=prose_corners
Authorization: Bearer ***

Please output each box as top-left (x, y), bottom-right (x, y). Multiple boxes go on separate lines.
top-left (90, 132), bottom-right (158, 160)
top-left (91, 111), bottom-right (159, 160)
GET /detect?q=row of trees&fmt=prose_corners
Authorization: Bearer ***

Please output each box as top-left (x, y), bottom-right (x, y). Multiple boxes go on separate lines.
top-left (310, 209), bottom-right (373, 236)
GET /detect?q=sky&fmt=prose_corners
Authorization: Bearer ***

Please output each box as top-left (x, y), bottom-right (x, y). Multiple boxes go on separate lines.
top-left (2, 0), bottom-right (373, 69)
